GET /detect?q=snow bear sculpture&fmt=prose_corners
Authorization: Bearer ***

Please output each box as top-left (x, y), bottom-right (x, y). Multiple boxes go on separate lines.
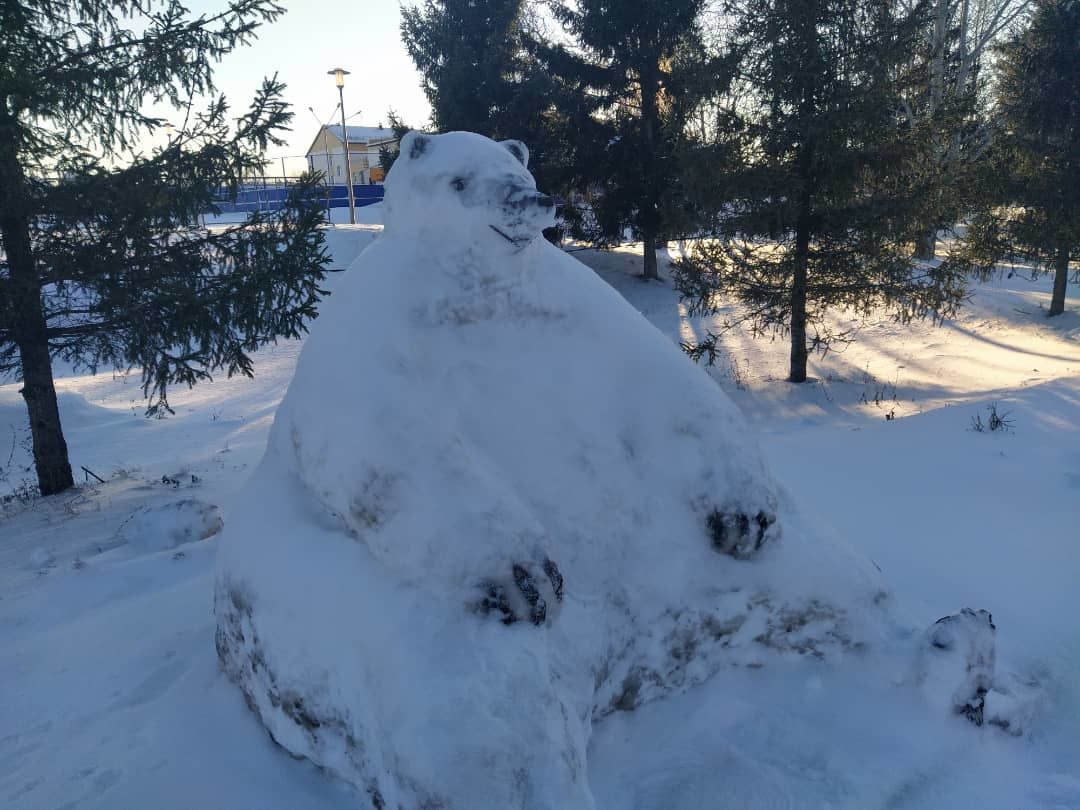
top-left (215, 131), bottom-right (904, 808)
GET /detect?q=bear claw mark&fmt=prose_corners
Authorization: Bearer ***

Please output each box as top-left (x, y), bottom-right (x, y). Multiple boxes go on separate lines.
top-left (707, 508), bottom-right (775, 559)
top-left (543, 558), bottom-right (564, 601)
top-left (477, 558), bottom-right (563, 626)
top-left (513, 564), bottom-right (547, 625)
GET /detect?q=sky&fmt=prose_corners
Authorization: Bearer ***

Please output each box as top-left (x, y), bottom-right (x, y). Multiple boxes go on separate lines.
top-left (166, 1), bottom-right (432, 169)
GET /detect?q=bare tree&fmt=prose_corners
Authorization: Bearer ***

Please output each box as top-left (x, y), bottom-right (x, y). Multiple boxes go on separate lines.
top-left (900, 0), bottom-right (1031, 258)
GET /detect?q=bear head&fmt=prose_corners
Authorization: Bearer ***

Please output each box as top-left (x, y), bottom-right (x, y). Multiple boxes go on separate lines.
top-left (383, 131), bottom-right (556, 253)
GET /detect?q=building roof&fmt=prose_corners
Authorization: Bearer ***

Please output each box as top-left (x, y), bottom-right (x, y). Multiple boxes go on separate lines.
top-left (325, 125), bottom-right (397, 144)
top-left (306, 125), bottom-right (399, 157)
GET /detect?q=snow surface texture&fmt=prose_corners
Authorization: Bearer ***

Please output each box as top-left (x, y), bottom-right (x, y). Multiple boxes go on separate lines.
top-left (215, 132), bottom-right (908, 808)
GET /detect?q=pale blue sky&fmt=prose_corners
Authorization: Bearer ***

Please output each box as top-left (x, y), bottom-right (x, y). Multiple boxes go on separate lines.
top-left (168, 1), bottom-right (431, 160)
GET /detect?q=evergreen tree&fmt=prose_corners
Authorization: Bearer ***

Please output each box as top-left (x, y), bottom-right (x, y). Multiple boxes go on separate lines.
top-left (378, 111), bottom-right (412, 176)
top-left (401, 0), bottom-right (531, 135)
top-left (400, 0), bottom-right (580, 232)
top-left (674, 0), bottom-right (967, 382)
top-left (0, 0), bottom-right (331, 496)
top-left (950, 0), bottom-right (1079, 316)
top-left (544, 0), bottom-right (733, 279)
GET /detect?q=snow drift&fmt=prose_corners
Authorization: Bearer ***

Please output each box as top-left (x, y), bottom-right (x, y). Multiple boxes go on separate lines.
top-left (214, 131), bottom-right (1002, 808)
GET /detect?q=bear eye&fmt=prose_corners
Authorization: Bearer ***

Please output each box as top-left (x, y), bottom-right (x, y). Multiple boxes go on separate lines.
top-left (450, 177), bottom-right (467, 192)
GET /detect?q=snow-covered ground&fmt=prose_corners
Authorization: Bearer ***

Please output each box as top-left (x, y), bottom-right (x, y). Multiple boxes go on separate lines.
top-left (2, 225), bottom-right (1078, 808)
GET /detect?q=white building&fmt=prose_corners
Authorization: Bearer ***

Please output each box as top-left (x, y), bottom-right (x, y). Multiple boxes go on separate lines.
top-left (305, 125), bottom-right (399, 185)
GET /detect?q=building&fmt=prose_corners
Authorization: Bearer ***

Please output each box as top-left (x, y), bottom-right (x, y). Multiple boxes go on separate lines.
top-left (305, 125), bottom-right (399, 185)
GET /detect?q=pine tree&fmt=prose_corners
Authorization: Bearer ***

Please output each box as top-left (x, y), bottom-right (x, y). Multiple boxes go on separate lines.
top-left (0, 0), bottom-right (331, 496)
top-left (401, 0), bottom-right (535, 135)
top-left (400, 0), bottom-right (581, 228)
top-left (674, 0), bottom-right (967, 382)
top-left (378, 111), bottom-right (413, 176)
top-left (543, 0), bottom-right (733, 279)
top-left (950, 0), bottom-right (1079, 316)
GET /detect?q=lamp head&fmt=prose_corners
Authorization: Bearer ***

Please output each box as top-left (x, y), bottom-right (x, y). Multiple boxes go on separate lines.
top-left (327, 67), bottom-right (350, 88)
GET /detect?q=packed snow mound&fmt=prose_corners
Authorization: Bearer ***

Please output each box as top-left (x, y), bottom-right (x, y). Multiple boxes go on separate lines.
top-left (216, 131), bottom-right (907, 808)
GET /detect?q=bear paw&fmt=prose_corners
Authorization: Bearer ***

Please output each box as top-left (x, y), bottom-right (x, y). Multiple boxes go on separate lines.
top-left (924, 607), bottom-right (996, 726)
top-left (707, 508), bottom-right (776, 559)
top-left (477, 558), bottom-right (563, 626)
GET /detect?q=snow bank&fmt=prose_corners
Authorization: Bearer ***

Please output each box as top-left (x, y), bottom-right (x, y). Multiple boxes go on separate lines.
top-left (214, 132), bottom-right (975, 808)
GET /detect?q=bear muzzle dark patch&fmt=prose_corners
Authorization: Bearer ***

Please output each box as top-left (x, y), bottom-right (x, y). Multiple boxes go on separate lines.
top-left (489, 190), bottom-right (556, 249)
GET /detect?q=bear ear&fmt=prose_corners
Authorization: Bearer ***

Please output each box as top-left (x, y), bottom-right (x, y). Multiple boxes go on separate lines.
top-left (400, 131), bottom-right (432, 161)
top-left (500, 139), bottom-right (529, 168)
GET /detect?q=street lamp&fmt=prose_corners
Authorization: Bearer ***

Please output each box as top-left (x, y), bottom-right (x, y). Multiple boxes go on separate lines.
top-left (327, 67), bottom-right (356, 225)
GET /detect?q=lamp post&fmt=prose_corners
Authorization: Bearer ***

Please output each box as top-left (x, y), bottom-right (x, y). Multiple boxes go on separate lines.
top-left (328, 67), bottom-right (356, 224)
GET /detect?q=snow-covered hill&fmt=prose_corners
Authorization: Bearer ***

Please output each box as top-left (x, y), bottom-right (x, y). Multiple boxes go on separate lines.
top-left (2, 227), bottom-right (1078, 809)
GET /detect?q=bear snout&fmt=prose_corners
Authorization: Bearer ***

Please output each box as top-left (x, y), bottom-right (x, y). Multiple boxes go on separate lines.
top-left (504, 187), bottom-right (554, 210)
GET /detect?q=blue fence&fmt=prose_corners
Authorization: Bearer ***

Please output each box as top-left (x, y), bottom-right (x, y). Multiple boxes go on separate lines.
top-left (212, 182), bottom-right (385, 214)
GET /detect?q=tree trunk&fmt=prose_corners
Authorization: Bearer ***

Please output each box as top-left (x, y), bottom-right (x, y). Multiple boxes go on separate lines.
top-left (642, 233), bottom-right (659, 280)
top-left (789, 220), bottom-right (810, 383)
top-left (914, 227), bottom-right (937, 260)
top-left (0, 168), bottom-right (75, 496)
top-left (1049, 241), bottom-right (1070, 317)
top-left (17, 337), bottom-right (74, 496)
top-left (639, 62), bottom-right (661, 281)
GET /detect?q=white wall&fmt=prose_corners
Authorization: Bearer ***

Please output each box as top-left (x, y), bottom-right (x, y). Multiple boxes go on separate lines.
top-left (306, 130), bottom-right (392, 185)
